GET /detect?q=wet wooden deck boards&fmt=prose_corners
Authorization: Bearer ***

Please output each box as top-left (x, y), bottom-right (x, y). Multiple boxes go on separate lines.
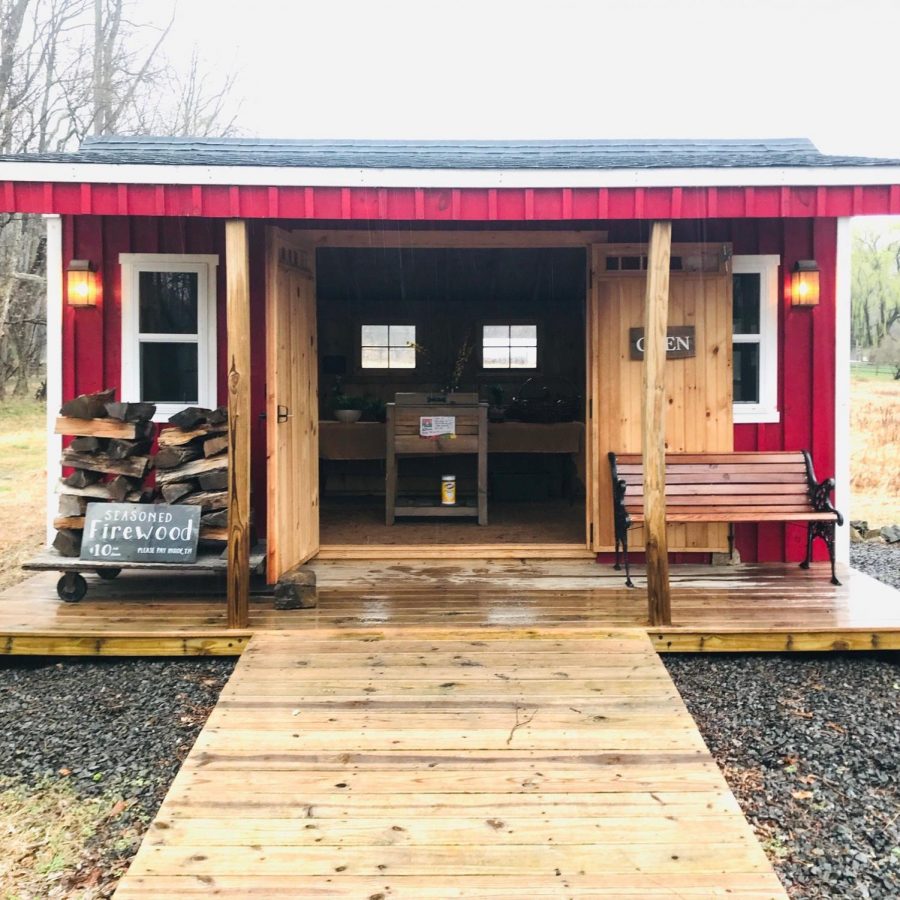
top-left (1, 561), bottom-right (898, 655)
top-left (114, 628), bottom-right (787, 898)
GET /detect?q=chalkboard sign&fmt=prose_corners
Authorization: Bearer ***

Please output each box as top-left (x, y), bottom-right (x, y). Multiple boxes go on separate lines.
top-left (80, 503), bottom-right (202, 564)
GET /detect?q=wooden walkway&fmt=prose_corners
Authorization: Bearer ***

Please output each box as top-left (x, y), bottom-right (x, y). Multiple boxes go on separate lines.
top-left (114, 628), bottom-right (786, 898)
top-left (1, 561), bottom-right (899, 655)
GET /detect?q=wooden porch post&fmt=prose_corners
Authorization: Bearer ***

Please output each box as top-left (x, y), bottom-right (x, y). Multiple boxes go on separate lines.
top-left (225, 220), bottom-right (251, 629)
top-left (642, 221), bottom-right (673, 627)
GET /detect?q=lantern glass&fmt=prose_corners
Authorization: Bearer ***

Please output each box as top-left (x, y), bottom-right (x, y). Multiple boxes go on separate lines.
top-left (66, 261), bottom-right (98, 306)
top-left (791, 261), bottom-right (820, 307)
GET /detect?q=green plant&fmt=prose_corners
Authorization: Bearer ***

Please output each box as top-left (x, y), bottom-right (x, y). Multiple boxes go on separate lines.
top-left (332, 394), bottom-right (365, 411)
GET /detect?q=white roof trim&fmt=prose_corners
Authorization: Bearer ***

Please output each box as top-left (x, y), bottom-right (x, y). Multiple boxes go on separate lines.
top-left (2, 161), bottom-right (900, 189)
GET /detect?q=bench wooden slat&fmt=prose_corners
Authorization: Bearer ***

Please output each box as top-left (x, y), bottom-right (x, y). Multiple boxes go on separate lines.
top-left (627, 511), bottom-right (838, 523)
top-left (616, 452), bottom-right (803, 465)
top-left (625, 484), bottom-right (809, 497)
top-left (616, 463), bottom-right (807, 475)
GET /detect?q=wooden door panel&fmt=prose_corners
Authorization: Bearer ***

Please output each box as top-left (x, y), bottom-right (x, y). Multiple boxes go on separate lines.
top-left (266, 228), bottom-right (319, 582)
top-left (590, 246), bottom-right (733, 552)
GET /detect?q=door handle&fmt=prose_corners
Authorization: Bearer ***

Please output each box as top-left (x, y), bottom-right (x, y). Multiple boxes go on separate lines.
top-left (277, 405), bottom-right (291, 423)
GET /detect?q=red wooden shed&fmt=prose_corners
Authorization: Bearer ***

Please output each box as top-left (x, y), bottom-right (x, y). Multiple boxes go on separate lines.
top-left (2, 136), bottom-right (897, 626)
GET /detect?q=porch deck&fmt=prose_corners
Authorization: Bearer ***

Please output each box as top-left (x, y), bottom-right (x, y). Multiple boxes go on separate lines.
top-left (1, 560), bottom-right (897, 655)
top-left (113, 628), bottom-right (787, 898)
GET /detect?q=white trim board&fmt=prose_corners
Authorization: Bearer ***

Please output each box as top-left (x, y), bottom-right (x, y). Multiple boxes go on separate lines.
top-left (834, 218), bottom-right (852, 565)
top-left (44, 214), bottom-right (62, 544)
top-left (3, 161), bottom-right (900, 190)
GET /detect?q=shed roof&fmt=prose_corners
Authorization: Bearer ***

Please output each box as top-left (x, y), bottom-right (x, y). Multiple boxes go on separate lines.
top-left (7, 136), bottom-right (900, 170)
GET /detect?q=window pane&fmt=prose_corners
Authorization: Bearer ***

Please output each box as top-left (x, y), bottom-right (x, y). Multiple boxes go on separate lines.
top-left (483, 325), bottom-right (509, 346)
top-left (139, 272), bottom-right (199, 334)
top-left (389, 325), bottom-right (415, 348)
top-left (733, 342), bottom-right (760, 403)
top-left (510, 346), bottom-right (538, 368)
top-left (509, 324), bottom-right (537, 346)
top-left (483, 347), bottom-right (510, 368)
top-left (140, 342), bottom-right (198, 403)
top-left (361, 325), bottom-right (388, 347)
top-left (361, 346), bottom-right (389, 368)
top-left (389, 346), bottom-right (416, 368)
top-left (733, 273), bottom-right (761, 335)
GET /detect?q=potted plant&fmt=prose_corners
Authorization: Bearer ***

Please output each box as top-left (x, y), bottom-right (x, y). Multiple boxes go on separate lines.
top-left (332, 394), bottom-right (365, 423)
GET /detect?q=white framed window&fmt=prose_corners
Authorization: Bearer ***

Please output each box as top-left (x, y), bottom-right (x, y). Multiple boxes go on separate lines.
top-left (732, 255), bottom-right (780, 424)
top-left (360, 324), bottom-right (416, 369)
top-left (482, 323), bottom-right (538, 369)
top-left (120, 253), bottom-right (218, 421)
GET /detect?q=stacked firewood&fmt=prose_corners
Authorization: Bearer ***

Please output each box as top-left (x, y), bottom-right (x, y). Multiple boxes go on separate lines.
top-left (54, 389), bottom-right (156, 556)
top-left (154, 406), bottom-right (230, 544)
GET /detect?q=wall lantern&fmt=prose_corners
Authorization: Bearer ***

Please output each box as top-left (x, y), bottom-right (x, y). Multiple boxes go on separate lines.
top-left (791, 260), bottom-right (820, 307)
top-left (66, 259), bottom-right (99, 307)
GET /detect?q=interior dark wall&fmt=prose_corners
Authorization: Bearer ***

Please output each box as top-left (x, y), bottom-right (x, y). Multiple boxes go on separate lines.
top-left (316, 247), bottom-right (586, 413)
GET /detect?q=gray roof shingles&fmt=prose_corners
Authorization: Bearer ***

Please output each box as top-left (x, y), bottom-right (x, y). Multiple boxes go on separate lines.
top-left (3, 136), bottom-right (899, 169)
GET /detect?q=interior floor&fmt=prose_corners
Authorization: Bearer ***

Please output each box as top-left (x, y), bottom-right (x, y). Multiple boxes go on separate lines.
top-left (319, 496), bottom-right (586, 545)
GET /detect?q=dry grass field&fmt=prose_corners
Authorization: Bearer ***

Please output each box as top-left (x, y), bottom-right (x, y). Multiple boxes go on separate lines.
top-left (0, 398), bottom-right (46, 591)
top-left (850, 374), bottom-right (900, 527)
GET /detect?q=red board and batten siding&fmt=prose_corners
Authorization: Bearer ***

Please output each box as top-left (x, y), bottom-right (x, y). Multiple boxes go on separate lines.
top-left (61, 213), bottom-right (838, 563)
top-left (61, 216), bottom-right (270, 525)
top-left (7, 180), bottom-right (900, 221)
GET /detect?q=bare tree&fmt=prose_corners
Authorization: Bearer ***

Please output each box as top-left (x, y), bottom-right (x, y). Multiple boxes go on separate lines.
top-left (0, 0), bottom-right (241, 396)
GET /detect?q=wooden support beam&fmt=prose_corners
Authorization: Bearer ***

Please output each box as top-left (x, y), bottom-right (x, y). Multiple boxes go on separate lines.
top-left (642, 221), bottom-right (673, 627)
top-left (225, 220), bottom-right (251, 629)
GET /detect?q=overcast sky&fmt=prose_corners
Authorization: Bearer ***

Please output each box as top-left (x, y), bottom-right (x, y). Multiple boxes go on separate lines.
top-left (147, 0), bottom-right (900, 158)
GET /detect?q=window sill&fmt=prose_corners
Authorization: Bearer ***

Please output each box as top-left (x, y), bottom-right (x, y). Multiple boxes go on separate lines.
top-left (733, 408), bottom-right (781, 425)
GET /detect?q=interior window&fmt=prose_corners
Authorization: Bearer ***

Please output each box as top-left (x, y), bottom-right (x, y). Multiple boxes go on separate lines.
top-left (482, 324), bottom-right (538, 369)
top-left (361, 324), bottom-right (416, 369)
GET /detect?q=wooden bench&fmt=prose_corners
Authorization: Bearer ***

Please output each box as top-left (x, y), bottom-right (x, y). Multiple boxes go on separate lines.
top-left (607, 451), bottom-right (844, 588)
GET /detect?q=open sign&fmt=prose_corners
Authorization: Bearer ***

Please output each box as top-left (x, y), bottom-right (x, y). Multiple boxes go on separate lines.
top-left (629, 326), bottom-right (696, 360)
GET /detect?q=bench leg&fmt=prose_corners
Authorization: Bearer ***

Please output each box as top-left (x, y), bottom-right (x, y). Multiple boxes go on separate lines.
top-left (613, 538), bottom-right (621, 571)
top-left (800, 522), bottom-right (841, 586)
top-left (621, 530), bottom-right (634, 589)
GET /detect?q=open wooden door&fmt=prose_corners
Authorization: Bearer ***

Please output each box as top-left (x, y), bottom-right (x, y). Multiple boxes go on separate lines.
top-left (266, 227), bottom-right (319, 582)
top-left (589, 243), bottom-right (734, 553)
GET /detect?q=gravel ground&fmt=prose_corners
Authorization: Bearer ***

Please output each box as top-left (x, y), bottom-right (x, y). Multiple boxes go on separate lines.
top-left (851, 541), bottom-right (900, 590)
top-left (667, 544), bottom-right (900, 899)
top-left (0, 546), bottom-right (896, 897)
top-left (0, 656), bottom-right (235, 896)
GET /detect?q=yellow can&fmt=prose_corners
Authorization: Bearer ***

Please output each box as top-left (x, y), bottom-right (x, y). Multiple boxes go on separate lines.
top-left (441, 475), bottom-right (456, 506)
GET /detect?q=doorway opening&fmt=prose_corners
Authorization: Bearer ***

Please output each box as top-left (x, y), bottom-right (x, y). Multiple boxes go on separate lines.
top-left (315, 246), bottom-right (588, 549)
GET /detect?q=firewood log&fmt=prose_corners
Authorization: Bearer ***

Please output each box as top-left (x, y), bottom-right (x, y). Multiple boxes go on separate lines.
top-left (104, 401), bottom-right (157, 422)
top-left (63, 468), bottom-right (102, 488)
top-left (203, 434), bottom-right (229, 458)
top-left (179, 490), bottom-right (228, 511)
top-left (58, 494), bottom-right (88, 517)
top-left (200, 509), bottom-right (228, 528)
top-left (155, 455), bottom-right (227, 486)
top-left (53, 529), bottom-right (82, 557)
top-left (107, 439), bottom-right (151, 460)
top-left (156, 423), bottom-right (226, 448)
top-left (55, 416), bottom-right (145, 440)
top-left (69, 435), bottom-right (106, 453)
top-left (168, 406), bottom-right (212, 429)
top-left (207, 406), bottom-right (228, 426)
top-left (59, 389), bottom-right (114, 420)
top-left (54, 516), bottom-right (85, 530)
top-left (198, 470), bottom-right (228, 491)
top-left (107, 475), bottom-right (143, 502)
top-left (61, 448), bottom-right (150, 479)
top-left (154, 446), bottom-right (202, 469)
top-left (161, 481), bottom-right (197, 503)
